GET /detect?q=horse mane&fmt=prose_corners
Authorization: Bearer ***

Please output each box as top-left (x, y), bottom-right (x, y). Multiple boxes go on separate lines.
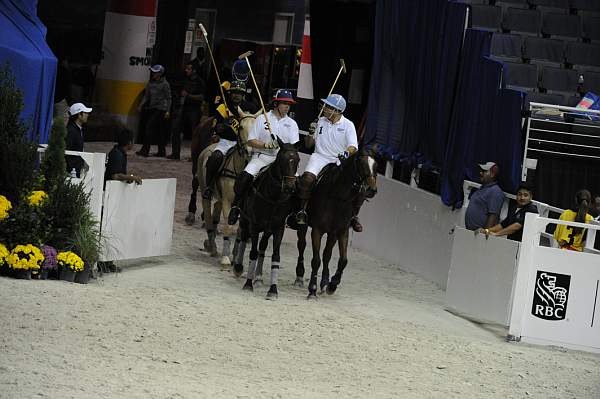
top-left (314, 151), bottom-right (359, 195)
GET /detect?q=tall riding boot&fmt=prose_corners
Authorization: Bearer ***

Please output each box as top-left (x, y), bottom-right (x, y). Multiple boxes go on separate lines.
top-left (350, 191), bottom-right (367, 232)
top-left (295, 173), bottom-right (315, 225)
top-left (228, 171), bottom-right (254, 225)
top-left (202, 151), bottom-right (224, 199)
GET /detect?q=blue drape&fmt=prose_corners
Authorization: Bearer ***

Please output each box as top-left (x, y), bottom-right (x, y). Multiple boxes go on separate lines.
top-left (0, 0), bottom-right (56, 143)
top-left (441, 29), bottom-right (524, 207)
top-left (364, 0), bottom-right (467, 166)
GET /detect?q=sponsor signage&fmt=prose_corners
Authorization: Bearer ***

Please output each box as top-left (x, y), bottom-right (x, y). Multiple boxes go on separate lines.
top-left (531, 270), bottom-right (571, 321)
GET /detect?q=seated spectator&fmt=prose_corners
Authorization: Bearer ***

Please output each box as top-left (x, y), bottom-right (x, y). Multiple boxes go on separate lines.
top-left (553, 189), bottom-right (593, 252)
top-left (589, 194), bottom-right (600, 219)
top-left (465, 162), bottom-right (505, 230)
top-left (479, 184), bottom-right (538, 241)
top-left (105, 129), bottom-right (143, 186)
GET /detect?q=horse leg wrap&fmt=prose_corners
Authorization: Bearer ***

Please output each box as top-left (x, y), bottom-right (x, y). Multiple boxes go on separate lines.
top-left (270, 262), bottom-right (280, 286)
top-left (222, 236), bottom-right (231, 257)
top-left (207, 230), bottom-right (216, 242)
top-left (246, 258), bottom-right (258, 280)
top-left (256, 251), bottom-right (265, 277)
top-left (235, 241), bottom-right (247, 265)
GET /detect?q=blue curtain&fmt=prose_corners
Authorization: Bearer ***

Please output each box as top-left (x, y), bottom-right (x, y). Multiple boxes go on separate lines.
top-left (364, 0), bottom-right (467, 166)
top-left (441, 29), bottom-right (524, 207)
top-left (0, 0), bottom-right (56, 143)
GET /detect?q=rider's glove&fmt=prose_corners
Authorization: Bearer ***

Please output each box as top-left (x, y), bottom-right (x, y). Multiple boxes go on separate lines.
top-left (337, 150), bottom-right (350, 161)
top-left (308, 119), bottom-right (318, 135)
top-left (264, 141), bottom-right (279, 150)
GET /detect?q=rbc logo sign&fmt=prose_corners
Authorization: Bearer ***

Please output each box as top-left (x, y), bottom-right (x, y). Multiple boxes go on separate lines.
top-left (531, 271), bottom-right (570, 321)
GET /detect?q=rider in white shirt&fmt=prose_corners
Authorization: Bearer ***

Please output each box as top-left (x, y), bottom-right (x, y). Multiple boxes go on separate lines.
top-left (296, 94), bottom-right (364, 232)
top-left (227, 89), bottom-right (300, 225)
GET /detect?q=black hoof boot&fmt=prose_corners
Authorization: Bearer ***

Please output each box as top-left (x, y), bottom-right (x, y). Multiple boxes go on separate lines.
top-left (228, 206), bottom-right (241, 225)
top-left (296, 210), bottom-right (307, 225)
top-left (266, 284), bottom-right (278, 300)
top-left (320, 278), bottom-right (329, 293)
top-left (293, 277), bottom-right (304, 287)
top-left (307, 284), bottom-right (318, 299)
top-left (326, 283), bottom-right (338, 295)
top-left (242, 279), bottom-right (253, 291)
top-left (233, 263), bottom-right (244, 277)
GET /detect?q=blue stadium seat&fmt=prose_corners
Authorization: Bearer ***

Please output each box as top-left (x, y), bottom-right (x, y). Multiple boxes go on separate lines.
top-left (566, 42), bottom-right (600, 68)
top-left (530, 0), bottom-right (569, 8)
top-left (503, 8), bottom-right (541, 35)
top-left (471, 5), bottom-right (502, 31)
top-left (526, 91), bottom-right (566, 106)
top-left (491, 33), bottom-right (523, 60)
top-left (523, 37), bottom-right (565, 64)
top-left (504, 62), bottom-right (539, 90)
top-left (570, 0), bottom-right (600, 13)
top-left (542, 13), bottom-right (582, 38)
top-left (582, 16), bottom-right (600, 41)
top-left (540, 66), bottom-right (579, 92)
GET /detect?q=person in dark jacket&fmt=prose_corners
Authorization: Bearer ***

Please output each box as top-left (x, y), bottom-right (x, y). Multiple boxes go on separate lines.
top-left (136, 64), bottom-right (172, 157)
top-left (65, 102), bottom-right (92, 177)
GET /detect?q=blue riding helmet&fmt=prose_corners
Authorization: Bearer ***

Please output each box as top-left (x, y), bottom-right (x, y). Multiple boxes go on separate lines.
top-left (273, 89), bottom-right (296, 104)
top-left (321, 94), bottom-right (346, 112)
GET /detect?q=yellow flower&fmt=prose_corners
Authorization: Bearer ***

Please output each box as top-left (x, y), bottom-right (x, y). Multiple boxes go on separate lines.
top-left (0, 195), bottom-right (11, 220)
top-left (57, 251), bottom-right (84, 272)
top-left (6, 244), bottom-right (45, 270)
top-left (27, 190), bottom-right (48, 207)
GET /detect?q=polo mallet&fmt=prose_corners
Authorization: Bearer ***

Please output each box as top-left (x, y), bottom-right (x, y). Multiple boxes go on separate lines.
top-left (198, 23), bottom-right (228, 111)
top-left (317, 58), bottom-right (347, 119)
top-left (238, 50), bottom-right (276, 142)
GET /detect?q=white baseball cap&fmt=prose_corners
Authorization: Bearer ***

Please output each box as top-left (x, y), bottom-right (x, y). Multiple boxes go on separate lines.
top-left (68, 102), bottom-right (92, 116)
top-left (478, 162), bottom-right (499, 174)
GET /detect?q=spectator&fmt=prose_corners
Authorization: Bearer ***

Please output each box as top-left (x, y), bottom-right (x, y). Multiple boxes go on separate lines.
top-left (168, 61), bottom-right (205, 160)
top-left (479, 184), bottom-right (538, 241)
top-left (65, 102), bottom-right (92, 177)
top-left (465, 162), bottom-right (505, 230)
top-left (589, 194), bottom-right (600, 219)
top-left (104, 128), bottom-right (142, 185)
top-left (191, 46), bottom-right (209, 79)
top-left (136, 64), bottom-right (172, 157)
top-left (554, 189), bottom-right (593, 251)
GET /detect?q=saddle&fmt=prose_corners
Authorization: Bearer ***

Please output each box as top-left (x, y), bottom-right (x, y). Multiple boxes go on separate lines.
top-left (218, 145), bottom-right (248, 180)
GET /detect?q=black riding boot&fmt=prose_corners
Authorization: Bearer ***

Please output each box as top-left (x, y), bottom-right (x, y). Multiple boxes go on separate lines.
top-left (228, 171), bottom-right (254, 225)
top-left (202, 151), bottom-right (224, 200)
top-left (350, 191), bottom-right (367, 232)
top-left (295, 173), bottom-right (316, 225)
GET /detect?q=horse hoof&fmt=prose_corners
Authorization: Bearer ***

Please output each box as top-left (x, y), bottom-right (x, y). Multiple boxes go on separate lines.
top-left (220, 256), bottom-right (231, 266)
top-left (306, 293), bottom-right (318, 300)
top-left (233, 263), bottom-right (244, 277)
top-left (326, 284), bottom-right (338, 295)
top-left (293, 277), bottom-right (304, 288)
top-left (266, 286), bottom-right (278, 300)
top-left (185, 213), bottom-right (196, 225)
top-left (242, 279), bottom-right (253, 291)
top-left (253, 277), bottom-right (263, 286)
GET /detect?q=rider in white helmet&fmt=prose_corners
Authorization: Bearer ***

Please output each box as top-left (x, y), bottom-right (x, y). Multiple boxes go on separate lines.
top-left (296, 94), bottom-right (364, 232)
top-left (227, 89), bottom-right (300, 225)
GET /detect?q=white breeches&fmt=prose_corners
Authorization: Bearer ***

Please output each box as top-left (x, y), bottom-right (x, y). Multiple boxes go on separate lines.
top-left (214, 138), bottom-right (237, 154)
top-left (304, 152), bottom-right (337, 176)
top-left (244, 153), bottom-right (277, 176)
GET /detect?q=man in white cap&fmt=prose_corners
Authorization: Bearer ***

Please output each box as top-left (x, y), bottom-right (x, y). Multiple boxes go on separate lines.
top-left (295, 94), bottom-right (364, 231)
top-left (65, 102), bottom-right (92, 177)
top-left (465, 161), bottom-right (505, 230)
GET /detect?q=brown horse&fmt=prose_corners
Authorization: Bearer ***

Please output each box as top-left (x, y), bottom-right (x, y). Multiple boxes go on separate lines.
top-left (195, 109), bottom-right (260, 266)
top-left (294, 149), bottom-right (378, 298)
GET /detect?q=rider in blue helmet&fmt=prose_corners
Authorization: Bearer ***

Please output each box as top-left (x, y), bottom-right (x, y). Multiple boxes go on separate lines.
top-left (296, 94), bottom-right (366, 232)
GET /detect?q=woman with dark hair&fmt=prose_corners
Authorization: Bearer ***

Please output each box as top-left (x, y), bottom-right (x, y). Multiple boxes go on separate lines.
top-left (554, 189), bottom-right (593, 251)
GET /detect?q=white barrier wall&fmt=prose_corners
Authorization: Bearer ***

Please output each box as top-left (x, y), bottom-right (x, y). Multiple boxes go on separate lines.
top-left (100, 178), bottom-right (176, 261)
top-left (351, 176), bottom-right (464, 288)
top-left (445, 227), bottom-right (520, 326)
top-left (509, 214), bottom-right (600, 353)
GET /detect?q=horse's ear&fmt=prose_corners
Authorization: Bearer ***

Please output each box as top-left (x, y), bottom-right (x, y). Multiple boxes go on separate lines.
top-left (237, 105), bottom-right (244, 117)
top-left (253, 109), bottom-right (262, 118)
top-left (276, 136), bottom-right (284, 148)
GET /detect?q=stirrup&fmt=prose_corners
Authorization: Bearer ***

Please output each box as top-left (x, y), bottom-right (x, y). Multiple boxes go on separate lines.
top-left (228, 206), bottom-right (241, 225)
top-left (296, 210), bottom-right (307, 225)
top-left (350, 216), bottom-right (363, 233)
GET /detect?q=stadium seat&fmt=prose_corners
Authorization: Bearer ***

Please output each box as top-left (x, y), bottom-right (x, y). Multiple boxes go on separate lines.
top-left (471, 5), bottom-right (502, 31)
top-left (523, 37), bottom-right (565, 64)
top-left (570, 0), bottom-right (600, 14)
top-left (463, 0), bottom-right (488, 4)
top-left (540, 66), bottom-right (579, 92)
top-left (566, 42), bottom-right (600, 68)
top-left (491, 33), bottom-right (523, 60)
top-left (581, 70), bottom-right (600, 93)
top-left (530, 0), bottom-right (569, 8)
top-left (582, 16), bottom-right (600, 41)
top-left (496, 0), bottom-right (528, 8)
top-left (526, 91), bottom-right (566, 106)
top-left (503, 8), bottom-right (541, 35)
top-left (504, 62), bottom-right (539, 89)
top-left (542, 13), bottom-right (582, 38)
top-left (566, 94), bottom-right (582, 106)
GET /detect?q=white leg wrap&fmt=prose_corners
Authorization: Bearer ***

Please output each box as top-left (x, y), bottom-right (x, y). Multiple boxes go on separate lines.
top-left (247, 259), bottom-right (258, 280)
top-left (270, 262), bottom-right (280, 286)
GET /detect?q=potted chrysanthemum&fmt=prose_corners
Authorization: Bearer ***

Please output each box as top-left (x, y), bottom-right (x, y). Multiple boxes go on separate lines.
top-left (6, 244), bottom-right (44, 279)
top-left (0, 242), bottom-right (9, 276)
top-left (39, 244), bottom-right (58, 280)
top-left (0, 195), bottom-right (11, 221)
top-left (56, 251), bottom-right (84, 282)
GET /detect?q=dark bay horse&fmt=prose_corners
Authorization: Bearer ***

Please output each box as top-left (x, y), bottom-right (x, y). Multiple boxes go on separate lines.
top-left (232, 140), bottom-right (300, 299)
top-left (295, 149), bottom-right (377, 298)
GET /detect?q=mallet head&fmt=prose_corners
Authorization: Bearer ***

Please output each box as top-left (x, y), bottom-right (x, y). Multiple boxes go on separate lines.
top-left (198, 23), bottom-right (208, 37)
top-left (340, 58), bottom-right (347, 74)
top-left (238, 51), bottom-right (254, 60)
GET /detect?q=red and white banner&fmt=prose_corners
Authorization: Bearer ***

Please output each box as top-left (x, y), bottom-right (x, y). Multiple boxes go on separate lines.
top-left (297, 20), bottom-right (313, 100)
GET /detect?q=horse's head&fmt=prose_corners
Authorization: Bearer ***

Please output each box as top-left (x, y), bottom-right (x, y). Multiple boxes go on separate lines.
top-left (274, 137), bottom-right (300, 194)
top-left (355, 147), bottom-right (378, 198)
